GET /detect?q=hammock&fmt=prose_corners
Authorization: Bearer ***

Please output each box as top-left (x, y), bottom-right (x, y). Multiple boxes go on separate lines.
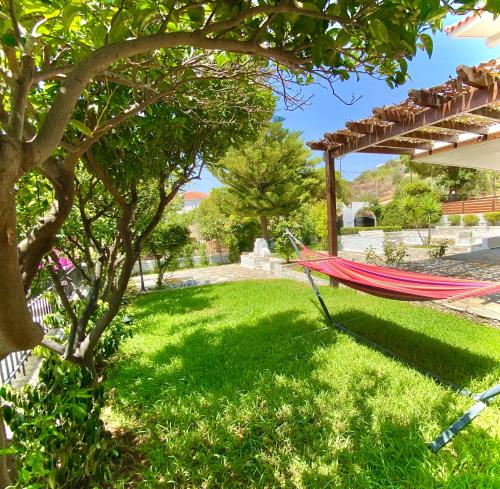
top-left (285, 230), bottom-right (500, 452)
top-left (295, 245), bottom-right (500, 302)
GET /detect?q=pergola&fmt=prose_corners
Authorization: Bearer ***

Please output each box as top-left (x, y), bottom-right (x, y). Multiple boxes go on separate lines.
top-left (307, 59), bottom-right (500, 259)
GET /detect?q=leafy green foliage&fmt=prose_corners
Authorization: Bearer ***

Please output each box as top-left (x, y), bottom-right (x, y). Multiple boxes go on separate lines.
top-left (463, 214), bottom-right (480, 226)
top-left (212, 121), bottom-right (319, 239)
top-left (340, 226), bottom-right (402, 235)
top-left (484, 212), bottom-right (500, 226)
top-left (272, 208), bottom-right (316, 262)
top-left (367, 240), bottom-right (408, 265)
top-left (105, 281), bottom-right (500, 487)
top-left (195, 191), bottom-right (260, 260)
top-left (447, 215), bottom-right (461, 226)
top-left (428, 240), bottom-right (450, 259)
top-left (1, 353), bottom-right (116, 488)
top-left (381, 201), bottom-right (413, 228)
top-left (145, 221), bottom-right (191, 286)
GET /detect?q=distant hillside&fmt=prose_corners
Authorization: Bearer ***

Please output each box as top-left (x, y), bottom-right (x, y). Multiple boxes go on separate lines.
top-left (350, 158), bottom-right (407, 204)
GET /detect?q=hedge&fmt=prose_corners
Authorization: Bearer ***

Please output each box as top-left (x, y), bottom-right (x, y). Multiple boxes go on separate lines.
top-left (447, 215), bottom-right (461, 226)
top-left (463, 214), bottom-right (479, 226)
top-left (340, 226), bottom-right (402, 235)
top-left (484, 212), bottom-right (500, 226)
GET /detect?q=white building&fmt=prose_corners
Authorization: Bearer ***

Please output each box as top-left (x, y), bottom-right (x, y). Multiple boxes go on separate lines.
top-left (181, 191), bottom-right (208, 212)
top-left (445, 9), bottom-right (500, 48)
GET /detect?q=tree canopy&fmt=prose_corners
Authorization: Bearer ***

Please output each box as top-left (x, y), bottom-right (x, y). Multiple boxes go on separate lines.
top-left (212, 121), bottom-right (319, 239)
top-left (0, 0), bottom-right (493, 359)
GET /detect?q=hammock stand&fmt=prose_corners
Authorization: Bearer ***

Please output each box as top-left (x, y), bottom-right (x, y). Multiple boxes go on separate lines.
top-left (284, 229), bottom-right (499, 452)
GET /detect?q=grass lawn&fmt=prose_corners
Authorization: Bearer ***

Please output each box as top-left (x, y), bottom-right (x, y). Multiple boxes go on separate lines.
top-left (106, 280), bottom-right (500, 488)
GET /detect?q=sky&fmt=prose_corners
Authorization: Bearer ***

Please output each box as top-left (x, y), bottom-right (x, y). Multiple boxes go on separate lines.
top-left (186, 15), bottom-right (500, 193)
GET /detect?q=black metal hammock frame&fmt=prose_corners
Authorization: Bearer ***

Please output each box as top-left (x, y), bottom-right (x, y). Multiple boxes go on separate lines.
top-left (284, 229), bottom-right (499, 453)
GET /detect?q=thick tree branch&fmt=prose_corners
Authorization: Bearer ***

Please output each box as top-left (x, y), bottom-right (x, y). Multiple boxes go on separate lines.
top-left (29, 32), bottom-right (302, 168)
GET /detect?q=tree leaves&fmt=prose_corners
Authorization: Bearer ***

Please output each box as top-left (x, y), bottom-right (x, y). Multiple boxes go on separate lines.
top-left (419, 33), bottom-right (433, 58)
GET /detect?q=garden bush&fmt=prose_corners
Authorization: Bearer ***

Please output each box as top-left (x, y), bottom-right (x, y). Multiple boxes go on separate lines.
top-left (340, 226), bottom-right (402, 235)
top-left (428, 240), bottom-right (450, 259)
top-left (484, 211), bottom-right (500, 226)
top-left (447, 215), bottom-right (461, 226)
top-left (0, 313), bottom-right (132, 488)
top-left (198, 243), bottom-right (209, 266)
top-left (365, 240), bottom-right (408, 265)
top-left (1, 352), bottom-right (117, 488)
top-left (380, 200), bottom-right (413, 228)
top-left (463, 214), bottom-right (479, 226)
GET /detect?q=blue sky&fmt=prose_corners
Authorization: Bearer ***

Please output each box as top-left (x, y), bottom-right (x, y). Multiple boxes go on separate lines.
top-left (187, 16), bottom-right (500, 193)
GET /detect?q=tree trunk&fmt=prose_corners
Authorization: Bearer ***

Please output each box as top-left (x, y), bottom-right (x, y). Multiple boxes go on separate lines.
top-left (138, 253), bottom-right (145, 291)
top-left (260, 216), bottom-right (269, 241)
top-left (427, 223), bottom-right (432, 246)
top-left (18, 160), bottom-right (75, 292)
top-left (0, 139), bottom-right (44, 359)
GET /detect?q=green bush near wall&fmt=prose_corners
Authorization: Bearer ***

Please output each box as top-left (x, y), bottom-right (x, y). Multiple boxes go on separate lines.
top-left (463, 214), bottom-right (480, 226)
top-left (340, 226), bottom-right (402, 235)
top-left (447, 215), bottom-right (461, 226)
top-left (484, 212), bottom-right (500, 226)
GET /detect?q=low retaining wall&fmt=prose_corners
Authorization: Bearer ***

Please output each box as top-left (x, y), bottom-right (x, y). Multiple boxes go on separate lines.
top-left (132, 255), bottom-right (230, 275)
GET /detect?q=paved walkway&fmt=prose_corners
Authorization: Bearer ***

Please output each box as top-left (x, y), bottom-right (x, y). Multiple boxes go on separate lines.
top-left (134, 247), bottom-right (499, 324)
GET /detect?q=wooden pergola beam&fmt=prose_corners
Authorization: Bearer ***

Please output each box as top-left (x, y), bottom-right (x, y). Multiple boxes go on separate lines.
top-left (471, 106), bottom-right (500, 121)
top-left (358, 146), bottom-right (415, 155)
top-left (408, 89), bottom-right (448, 108)
top-left (404, 130), bottom-right (459, 143)
top-left (345, 121), bottom-right (392, 135)
top-left (377, 139), bottom-right (433, 150)
top-left (313, 80), bottom-right (499, 156)
top-left (457, 64), bottom-right (496, 89)
top-left (432, 120), bottom-right (490, 135)
top-left (413, 130), bottom-right (500, 160)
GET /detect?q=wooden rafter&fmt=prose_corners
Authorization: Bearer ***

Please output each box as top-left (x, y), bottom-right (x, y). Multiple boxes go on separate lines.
top-left (377, 139), bottom-right (432, 150)
top-left (408, 89), bottom-right (449, 108)
top-left (345, 120), bottom-right (392, 135)
top-left (307, 62), bottom-right (500, 158)
top-left (432, 119), bottom-right (490, 135)
top-left (404, 130), bottom-right (459, 143)
top-left (358, 147), bottom-right (415, 155)
top-left (472, 106), bottom-right (500, 121)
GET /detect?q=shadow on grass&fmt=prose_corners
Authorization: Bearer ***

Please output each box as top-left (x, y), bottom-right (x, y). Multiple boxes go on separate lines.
top-left (133, 286), bottom-right (217, 321)
top-left (330, 310), bottom-right (498, 389)
top-left (109, 292), bottom-right (498, 487)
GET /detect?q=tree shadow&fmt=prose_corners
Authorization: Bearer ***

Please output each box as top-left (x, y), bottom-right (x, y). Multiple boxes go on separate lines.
top-left (109, 298), bottom-right (498, 487)
top-left (330, 309), bottom-right (498, 389)
top-left (132, 285), bottom-right (217, 321)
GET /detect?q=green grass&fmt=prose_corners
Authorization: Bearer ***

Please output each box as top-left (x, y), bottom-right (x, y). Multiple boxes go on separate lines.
top-left (106, 280), bottom-right (500, 488)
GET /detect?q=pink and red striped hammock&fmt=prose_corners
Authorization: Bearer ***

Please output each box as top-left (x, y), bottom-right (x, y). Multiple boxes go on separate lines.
top-left (296, 246), bottom-right (500, 302)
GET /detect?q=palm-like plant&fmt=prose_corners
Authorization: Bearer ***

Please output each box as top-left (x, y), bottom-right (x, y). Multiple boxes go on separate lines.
top-left (420, 196), bottom-right (442, 245)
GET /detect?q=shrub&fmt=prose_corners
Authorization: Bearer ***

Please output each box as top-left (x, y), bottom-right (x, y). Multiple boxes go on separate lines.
top-left (380, 201), bottom-right (412, 228)
top-left (1, 352), bottom-right (118, 488)
top-left (198, 242), bottom-right (209, 266)
top-left (365, 246), bottom-right (380, 264)
top-left (383, 240), bottom-right (408, 265)
top-left (484, 212), bottom-right (500, 226)
top-left (182, 241), bottom-right (195, 268)
top-left (463, 214), bottom-right (479, 226)
top-left (340, 226), bottom-right (402, 235)
top-left (428, 239), bottom-right (450, 259)
top-left (448, 215), bottom-right (461, 226)
top-left (364, 240), bottom-right (407, 265)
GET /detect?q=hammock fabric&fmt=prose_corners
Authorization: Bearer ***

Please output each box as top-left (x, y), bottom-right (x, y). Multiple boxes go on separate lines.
top-left (297, 246), bottom-right (500, 302)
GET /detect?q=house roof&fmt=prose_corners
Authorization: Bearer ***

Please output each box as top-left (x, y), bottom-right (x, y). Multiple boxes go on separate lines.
top-left (445, 7), bottom-right (500, 48)
top-left (183, 191), bottom-right (208, 200)
top-left (307, 60), bottom-right (500, 170)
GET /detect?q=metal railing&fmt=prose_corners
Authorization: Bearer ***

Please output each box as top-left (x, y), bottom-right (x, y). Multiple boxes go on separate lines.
top-left (0, 293), bottom-right (54, 386)
top-left (0, 267), bottom-right (79, 387)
